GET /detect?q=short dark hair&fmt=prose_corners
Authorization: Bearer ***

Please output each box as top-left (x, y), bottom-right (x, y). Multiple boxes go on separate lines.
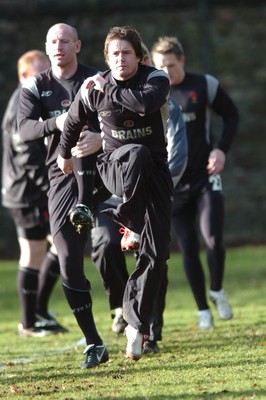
top-left (104, 26), bottom-right (143, 64)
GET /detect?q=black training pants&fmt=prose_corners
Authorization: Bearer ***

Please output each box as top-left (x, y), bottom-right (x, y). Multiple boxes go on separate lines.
top-left (97, 144), bottom-right (173, 335)
top-left (172, 182), bottom-right (225, 310)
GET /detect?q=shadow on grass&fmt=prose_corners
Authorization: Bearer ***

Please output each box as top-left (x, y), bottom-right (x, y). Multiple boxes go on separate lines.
top-left (2, 353), bottom-right (266, 387)
top-left (1, 344), bottom-right (266, 400)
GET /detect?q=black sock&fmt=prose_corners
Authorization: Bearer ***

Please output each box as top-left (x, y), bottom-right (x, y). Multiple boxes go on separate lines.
top-left (36, 251), bottom-right (60, 316)
top-left (62, 283), bottom-right (102, 345)
top-left (17, 267), bottom-right (39, 328)
top-left (75, 172), bottom-right (95, 208)
top-left (73, 155), bottom-right (96, 208)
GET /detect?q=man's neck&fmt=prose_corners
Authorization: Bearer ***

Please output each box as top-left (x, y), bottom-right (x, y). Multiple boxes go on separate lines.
top-left (173, 69), bottom-right (185, 86)
top-left (52, 60), bottom-right (78, 79)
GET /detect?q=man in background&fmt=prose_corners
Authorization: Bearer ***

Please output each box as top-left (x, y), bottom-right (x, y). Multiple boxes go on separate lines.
top-left (1, 50), bottom-right (67, 336)
top-left (152, 36), bottom-right (239, 329)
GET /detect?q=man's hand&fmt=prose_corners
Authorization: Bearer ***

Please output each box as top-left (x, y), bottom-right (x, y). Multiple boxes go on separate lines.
top-left (56, 112), bottom-right (68, 131)
top-left (84, 74), bottom-right (106, 92)
top-left (207, 149), bottom-right (226, 175)
top-left (71, 131), bottom-right (102, 158)
top-left (57, 154), bottom-right (73, 175)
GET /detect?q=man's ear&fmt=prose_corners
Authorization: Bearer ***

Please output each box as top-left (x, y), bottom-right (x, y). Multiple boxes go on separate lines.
top-left (75, 40), bottom-right (82, 54)
top-left (45, 42), bottom-right (49, 55)
top-left (20, 71), bottom-right (29, 84)
top-left (178, 54), bottom-right (185, 66)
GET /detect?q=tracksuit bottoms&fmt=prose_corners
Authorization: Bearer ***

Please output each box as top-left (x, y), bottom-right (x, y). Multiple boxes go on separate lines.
top-left (97, 144), bottom-right (173, 335)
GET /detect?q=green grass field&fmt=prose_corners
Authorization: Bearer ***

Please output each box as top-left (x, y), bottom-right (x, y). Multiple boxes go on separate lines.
top-left (0, 246), bottom-right (266, 399)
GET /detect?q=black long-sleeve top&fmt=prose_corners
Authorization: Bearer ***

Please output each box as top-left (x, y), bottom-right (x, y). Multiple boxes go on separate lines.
top-left (17, 64), bottom-right (100, 178)
top-left (1, 86), bottom-right (48, 208)
top-left (59, 64), bottom-right (170, 164)
top-left (170, 71), bottom-right (239, 184)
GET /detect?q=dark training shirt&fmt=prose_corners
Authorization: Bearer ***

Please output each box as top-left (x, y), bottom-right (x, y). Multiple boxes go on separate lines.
top-left (18, 64), bottom-right (100, 175)
top-left (170, 71), bottom-right (239, 185)
top-left (59, 64), bottom-right (170, 164)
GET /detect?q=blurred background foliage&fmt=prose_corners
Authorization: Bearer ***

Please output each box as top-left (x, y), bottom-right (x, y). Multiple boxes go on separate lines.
top-left (0, 0), bottom-right (265, 258)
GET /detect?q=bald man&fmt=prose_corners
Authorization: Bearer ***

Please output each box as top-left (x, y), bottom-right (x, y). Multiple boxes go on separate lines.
top-left (17, 23), bottom-right (108, 369)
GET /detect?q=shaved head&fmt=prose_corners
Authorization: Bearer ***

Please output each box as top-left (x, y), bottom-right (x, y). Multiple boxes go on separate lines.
top-left (45, 22), bottom-right (81, 77)
top-left (46, 23), bottom-right (78, 42)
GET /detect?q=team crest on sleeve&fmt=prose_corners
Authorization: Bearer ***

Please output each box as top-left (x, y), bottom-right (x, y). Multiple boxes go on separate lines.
top-left (61, 99), bottom-right (71, 107)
